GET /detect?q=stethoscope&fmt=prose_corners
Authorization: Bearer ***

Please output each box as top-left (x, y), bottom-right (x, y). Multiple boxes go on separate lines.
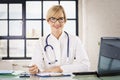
top-left (44, 31), bottom-right (69, 64)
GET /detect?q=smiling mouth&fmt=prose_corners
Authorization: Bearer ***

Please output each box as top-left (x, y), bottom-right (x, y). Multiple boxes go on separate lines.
top-left (54, 26), bottom-right (61, 29)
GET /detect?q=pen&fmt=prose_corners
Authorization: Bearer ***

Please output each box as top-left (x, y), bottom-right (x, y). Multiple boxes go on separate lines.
top-left (12, 64), bottom-right (32, 68)
top-left (22, 65), bottom-right (32, 68)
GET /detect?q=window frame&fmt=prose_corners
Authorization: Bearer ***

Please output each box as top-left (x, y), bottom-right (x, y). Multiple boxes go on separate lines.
top-left (0, 0), bottom-right (78, 60)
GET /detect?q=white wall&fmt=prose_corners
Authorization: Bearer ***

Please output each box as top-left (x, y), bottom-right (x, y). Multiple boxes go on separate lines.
top-left (80, 0), bottom-right (120, 71)
top-left (0, 60), bottom-right (31, 72)
top-left (0, 60), bottom-right (12, 70)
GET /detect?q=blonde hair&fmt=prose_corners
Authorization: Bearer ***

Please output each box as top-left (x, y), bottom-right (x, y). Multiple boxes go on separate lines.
top-left (46, 5), bottom-right (67, 22)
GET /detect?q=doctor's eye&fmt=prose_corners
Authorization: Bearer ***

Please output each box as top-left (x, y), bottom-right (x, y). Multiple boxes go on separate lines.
top-left (49, 17), bottom-right (56, 22)
top-left (58, 17), bottom-right (64, 23)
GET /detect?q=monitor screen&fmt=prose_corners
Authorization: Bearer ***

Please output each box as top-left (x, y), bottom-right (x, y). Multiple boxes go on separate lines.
top-left (98, 37), bottom-right (120, 76)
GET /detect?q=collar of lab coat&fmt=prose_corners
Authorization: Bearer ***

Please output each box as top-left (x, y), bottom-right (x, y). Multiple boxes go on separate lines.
top-left (50, 31), bottom-right (66, 41)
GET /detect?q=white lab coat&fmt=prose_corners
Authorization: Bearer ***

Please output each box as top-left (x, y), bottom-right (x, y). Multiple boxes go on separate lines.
top-left (31, 31), bottom-right (90, 73)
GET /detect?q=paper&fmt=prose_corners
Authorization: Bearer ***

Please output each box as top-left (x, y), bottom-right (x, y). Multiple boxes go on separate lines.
top-left (36, 72), bottom-right (71, 77)
top-left (0, 70), bottom-right (14, 74)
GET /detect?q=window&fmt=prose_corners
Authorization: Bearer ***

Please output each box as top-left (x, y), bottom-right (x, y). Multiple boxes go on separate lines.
top-left (0, 0), bottom-right (78, 60)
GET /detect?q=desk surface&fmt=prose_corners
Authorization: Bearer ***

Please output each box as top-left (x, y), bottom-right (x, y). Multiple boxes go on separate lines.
top-left (0, 73), bottom-right (120, 80)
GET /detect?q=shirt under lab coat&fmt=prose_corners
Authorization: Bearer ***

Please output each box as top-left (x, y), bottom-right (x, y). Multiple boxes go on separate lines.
top-left (31, 31), bottom-right (90, 73)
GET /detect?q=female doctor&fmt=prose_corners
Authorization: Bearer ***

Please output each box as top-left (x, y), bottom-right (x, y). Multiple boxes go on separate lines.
top-left (29, 5), bottom-right (90, 74)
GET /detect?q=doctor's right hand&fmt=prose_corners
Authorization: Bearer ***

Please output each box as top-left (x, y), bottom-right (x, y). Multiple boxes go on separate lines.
top-left (29, 64), bottom-right (40, 74)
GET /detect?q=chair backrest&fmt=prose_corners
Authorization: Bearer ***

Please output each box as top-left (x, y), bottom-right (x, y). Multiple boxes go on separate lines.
top-left (97, 37), bottom-right (120, 76)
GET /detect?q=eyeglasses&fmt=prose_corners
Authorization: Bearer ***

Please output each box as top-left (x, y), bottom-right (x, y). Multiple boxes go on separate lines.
top-left (49, 17), bottom-right (65, 23)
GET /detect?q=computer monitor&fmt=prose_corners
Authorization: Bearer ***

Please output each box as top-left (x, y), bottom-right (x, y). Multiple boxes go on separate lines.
top-left (98, 37), bottom-right (120, 76)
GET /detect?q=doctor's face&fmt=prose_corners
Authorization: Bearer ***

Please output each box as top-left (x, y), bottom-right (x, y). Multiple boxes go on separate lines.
top-left (48, 12), bottom-right (65, 33)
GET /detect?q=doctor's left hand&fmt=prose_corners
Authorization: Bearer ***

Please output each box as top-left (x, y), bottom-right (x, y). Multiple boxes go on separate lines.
top-left (29, 64), bottom-right (39, 74)
top-left (43, 66), bottom-right (63, 73)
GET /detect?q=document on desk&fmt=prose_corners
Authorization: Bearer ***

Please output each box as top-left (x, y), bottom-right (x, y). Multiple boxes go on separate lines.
top-left (0, 70), bottom-right (14, 74)
top-left (36, 72), bottom-right (72, 77)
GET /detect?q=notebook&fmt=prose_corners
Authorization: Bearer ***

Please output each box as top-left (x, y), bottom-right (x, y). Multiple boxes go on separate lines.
top-left (97, 37), bottom-right (120, 76)
top-left (73, 37), bottom-right (120, 76)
